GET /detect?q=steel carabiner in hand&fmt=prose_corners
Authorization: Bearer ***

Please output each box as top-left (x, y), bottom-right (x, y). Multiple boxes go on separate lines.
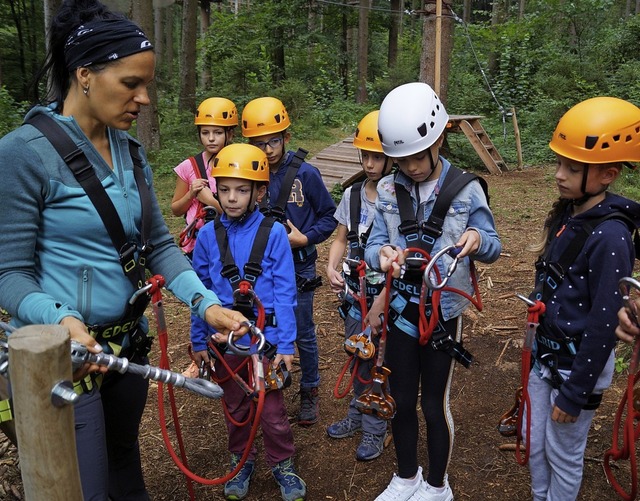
top-left (226, 321), bottom-right (266, 357)
top-left (423, 245), bottom-right (462, 291)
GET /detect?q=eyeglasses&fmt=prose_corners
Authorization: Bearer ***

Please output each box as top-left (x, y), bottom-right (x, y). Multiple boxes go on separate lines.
top-left (251, 137), bottom-right (283, 151)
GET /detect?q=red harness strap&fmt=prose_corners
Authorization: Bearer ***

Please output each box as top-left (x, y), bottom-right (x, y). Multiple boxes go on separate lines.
top-left (515, 299), bottom-right (545, 466)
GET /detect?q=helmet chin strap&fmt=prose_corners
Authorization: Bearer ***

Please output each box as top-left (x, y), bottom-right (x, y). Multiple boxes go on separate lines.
top-left (572, 163), bottom-right (606, 206)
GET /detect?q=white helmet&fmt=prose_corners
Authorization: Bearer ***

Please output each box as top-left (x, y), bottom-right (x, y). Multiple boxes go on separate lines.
top-left (378, 82), bottom-right (449, 158)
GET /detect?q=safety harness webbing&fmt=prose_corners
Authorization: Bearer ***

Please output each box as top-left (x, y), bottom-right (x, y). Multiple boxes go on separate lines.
top-left (26, 114), bottom-right (153, 290)
top-left (396, 165), bottom-right (489, 253)
top-left (190, 153), bottom-right (208, 180)
top-left (533, 211), bottom-right (638, 305)
top-left (259, 148), bottom-right (308, 223)
top-left (214, 216), bottom-right (277, 324)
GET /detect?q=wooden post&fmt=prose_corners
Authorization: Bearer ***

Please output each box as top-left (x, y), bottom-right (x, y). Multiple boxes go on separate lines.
top-left (511, 107), bottom-right (524, 169)
top-left (9, 325), bottom-right (82, 501)
top-left (434, 0), bottom-right (442, 95)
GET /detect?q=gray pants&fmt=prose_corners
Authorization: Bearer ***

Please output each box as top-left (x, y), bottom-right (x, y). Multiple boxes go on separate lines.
top-left (525, 352), bottom-right (614, 501)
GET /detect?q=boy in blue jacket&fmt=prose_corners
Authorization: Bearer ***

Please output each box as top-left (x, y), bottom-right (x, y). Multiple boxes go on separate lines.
top-left (190, 144), bottom-right (306, 501)
top-left (242, 97), bottom-right (337, 425)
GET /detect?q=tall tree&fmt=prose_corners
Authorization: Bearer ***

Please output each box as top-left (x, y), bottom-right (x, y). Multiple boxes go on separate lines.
top-left (179, 0), bottom-right (198, 112)
top-left (132, 0), bottom-right (160, 151)
top-left (356, 0), bottom-right (369, 103)
top-left (419, 0), bottom-right (454, 106)
top-left (199, 0), bottom-right (211, 88)
top-left (388, 0), bottom-right (401, 68)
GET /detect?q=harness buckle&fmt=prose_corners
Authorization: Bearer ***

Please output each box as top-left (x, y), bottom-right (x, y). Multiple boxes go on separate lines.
top-left (221, 264), bottom-right (241, 283)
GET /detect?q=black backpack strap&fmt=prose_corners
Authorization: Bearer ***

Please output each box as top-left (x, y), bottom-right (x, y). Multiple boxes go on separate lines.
top-left (533, 211), bottom-right (636, 303)
top-left (192, 153), bottom-right (208, 180)
top-left (262, 148), bottom-right (308, 222)
top-left (347, 182), bottom-right (365, 261)
top-left (26, 114), bottom-right (151, 288)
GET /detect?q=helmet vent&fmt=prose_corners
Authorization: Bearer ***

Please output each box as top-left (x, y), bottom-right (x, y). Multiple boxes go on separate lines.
top-left (417, 123), bottom-right (428, 138)
top-left (585, 136), bottom-right (599, 150)
top-left (612, 134), bottom-right (621, 142)
top-left (274, 114), bottom-right (282, 124)
top-left (626, 135), bottom-right (633, 142)
top-left (252, 160), bottom-right (260, 171)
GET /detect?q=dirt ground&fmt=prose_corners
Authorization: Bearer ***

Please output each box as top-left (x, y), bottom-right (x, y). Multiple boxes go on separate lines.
top-left (0, 165), bottom-right (638, 500)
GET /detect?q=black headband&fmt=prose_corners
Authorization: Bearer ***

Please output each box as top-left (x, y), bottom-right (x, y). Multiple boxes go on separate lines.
top-left (64, 18), bottom-right (153, 71)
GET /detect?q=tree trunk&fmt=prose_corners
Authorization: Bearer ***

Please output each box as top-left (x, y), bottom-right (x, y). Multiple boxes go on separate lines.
top-left (340, 2), bottom-right (349, 98)
top-left (519, 0), bottom-right (526, 19)
top-left (163, 5), bottom-right (175, 79)
top-left (388, 0), bottom-right (401, 68)
top-left (200, 0), bottom-right (211, 88)
top-left (179, 0), bottom-right (198, 113)
top-left (356, 0), bottom-right (369, 104)
top-left (132, 0), bottom-right (161, 151)
top-left (419, 0), bottom-right (454, 106)
top-left (463, 0), bottom-right (472, 23)
top-left (487, 0), bottom-right (502, 75)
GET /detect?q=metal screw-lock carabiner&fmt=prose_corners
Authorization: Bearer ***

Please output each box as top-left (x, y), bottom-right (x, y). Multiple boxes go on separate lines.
top-left (423, 245), bottom-right (462, 291)
top-left (619, 276), bottom-right (640, 326)
top-left (226, 321), bottom-right (266, 356)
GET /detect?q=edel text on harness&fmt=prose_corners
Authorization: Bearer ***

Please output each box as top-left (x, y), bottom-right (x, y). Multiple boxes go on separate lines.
top-left (392, 165), bottom-right (487, 365)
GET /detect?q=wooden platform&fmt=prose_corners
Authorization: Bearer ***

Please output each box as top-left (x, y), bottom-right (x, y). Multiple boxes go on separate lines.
top-left (310, 115), bottom-right (507, 190)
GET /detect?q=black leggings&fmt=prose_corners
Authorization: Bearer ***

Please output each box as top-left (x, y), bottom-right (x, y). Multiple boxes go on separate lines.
top-left (385, 310), bottom-right (461, 487)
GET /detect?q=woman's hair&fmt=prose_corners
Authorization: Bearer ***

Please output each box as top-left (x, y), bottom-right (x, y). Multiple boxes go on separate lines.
top-left (31, 0), bottom-right (122, 108)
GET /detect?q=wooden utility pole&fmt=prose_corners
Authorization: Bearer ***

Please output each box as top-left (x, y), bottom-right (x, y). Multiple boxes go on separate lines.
top-left (9, 325), bottom-right (82, 500)
top-left (434, 0), bottom-right (442, 95)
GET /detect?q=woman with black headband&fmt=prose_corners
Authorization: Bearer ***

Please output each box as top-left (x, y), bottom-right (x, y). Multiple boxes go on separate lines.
top-left (0, 1), bottom-right (249, 499)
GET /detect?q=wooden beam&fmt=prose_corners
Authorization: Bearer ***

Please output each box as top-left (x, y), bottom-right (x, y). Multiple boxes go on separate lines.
top-left (9, 325), bottom-right (82, 500)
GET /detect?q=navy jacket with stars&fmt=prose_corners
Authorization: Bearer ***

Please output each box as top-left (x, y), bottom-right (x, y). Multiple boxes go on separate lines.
top-left (533, 192), bottom-right (640, 416)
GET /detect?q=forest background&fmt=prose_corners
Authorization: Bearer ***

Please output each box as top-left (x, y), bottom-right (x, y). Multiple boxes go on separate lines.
top-left (2, 0), bottom-right (640, 199)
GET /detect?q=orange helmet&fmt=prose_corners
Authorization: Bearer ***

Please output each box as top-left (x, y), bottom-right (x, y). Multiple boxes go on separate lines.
top-left (194, 97), bottom-right (238, 127)
top-left (241, 97), bottom-right (291, 137)
top-left (211, 144), bottom-right (269, 183)
top-left (353, 111), bottom-right (383, 153)
top-left (549, 97), bottom-right (640, 164)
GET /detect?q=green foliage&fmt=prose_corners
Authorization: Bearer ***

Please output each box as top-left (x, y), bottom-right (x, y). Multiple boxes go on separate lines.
top-left (0, 87), bottom-right (28, 138)
top-left (330, 182), bottom-right (345, 205)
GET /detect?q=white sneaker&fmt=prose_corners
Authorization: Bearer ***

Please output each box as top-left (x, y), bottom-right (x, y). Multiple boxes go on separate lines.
top-left (408, 475), bottom-right (454, 501)
top-left (374, 466), bottom-right (423, 501)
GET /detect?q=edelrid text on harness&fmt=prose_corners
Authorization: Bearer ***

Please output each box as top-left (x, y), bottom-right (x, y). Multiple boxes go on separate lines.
top-left (392, 166), bottom-right (488, 365)
top-left (26, 114), bottom-right (155, 359)
top-left (214, 216), bottom-right (278, 327)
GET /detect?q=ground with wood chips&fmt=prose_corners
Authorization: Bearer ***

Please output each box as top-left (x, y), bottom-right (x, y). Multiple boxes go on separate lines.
top-left (0, 165), bottom-right (637, 500)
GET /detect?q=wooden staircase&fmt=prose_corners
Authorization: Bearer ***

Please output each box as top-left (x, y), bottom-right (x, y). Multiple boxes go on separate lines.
top-left (447, 115), bottom-right (507, 175)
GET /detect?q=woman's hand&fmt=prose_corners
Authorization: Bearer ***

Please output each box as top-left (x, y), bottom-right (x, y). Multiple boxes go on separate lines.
top-left (60, 316), bottom-right (107, 380)
top-left (204, 304), bottom-right (249, 338)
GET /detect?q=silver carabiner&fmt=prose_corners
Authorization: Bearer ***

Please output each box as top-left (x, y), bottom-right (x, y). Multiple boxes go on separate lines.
top-left (423, 245), bottom-right (462, 291)
top-left (128, 282), bottom-right (154, 305)
top-left (226, 321), bottom-right (266, 357)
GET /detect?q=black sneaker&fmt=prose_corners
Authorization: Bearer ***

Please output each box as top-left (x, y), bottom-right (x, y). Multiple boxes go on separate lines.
top-left (297, 387), bottom-right (319, 426)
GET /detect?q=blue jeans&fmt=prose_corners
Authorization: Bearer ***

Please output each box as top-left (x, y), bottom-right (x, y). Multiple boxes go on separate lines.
top-left (295, 261), bottom-right (319, 389)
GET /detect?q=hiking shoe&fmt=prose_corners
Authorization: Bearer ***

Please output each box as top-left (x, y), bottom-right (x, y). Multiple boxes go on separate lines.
top-left (271, 457), bottom-right (307, 501)
top-left (297, 387), bottom-right (319, 426)
top-left (408, 475), bottom-right (453, 501)
top-left (374, 466), bottom-right (423, 501)
top-left (326, 417), bottom-right (361, 438)
top-left (356, 431), bottom-right (386, 461)
top-left (224, 454), bottom-right (255, 500)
